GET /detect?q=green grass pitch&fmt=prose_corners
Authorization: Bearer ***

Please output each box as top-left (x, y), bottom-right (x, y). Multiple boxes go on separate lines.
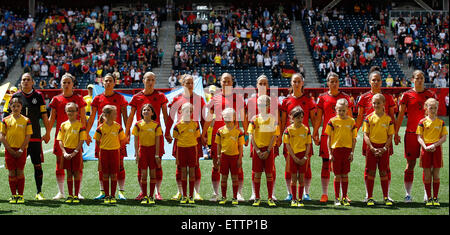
top-left (0, 117), bottom-right (448, 215)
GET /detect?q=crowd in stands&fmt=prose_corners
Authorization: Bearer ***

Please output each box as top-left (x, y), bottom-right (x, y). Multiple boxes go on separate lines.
top-left (171, 6), bottom-right (301, 87)
top-left (21, 6), bottom-right (164, 89)
top-left (390, 11), bottom-right (449, 87)
top-left (0, 8), bottom-right (36, 81)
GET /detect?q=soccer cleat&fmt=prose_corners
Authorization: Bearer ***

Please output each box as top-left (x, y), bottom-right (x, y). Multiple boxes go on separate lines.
top-left (35, 192), bottom-right (45, 200)
top-left (303, 194), bottom-right (311, 201)
top-left (171, 192), bottom-right (182, 201)
top-left (148, 197), bottom-right (156, 205)
top-left (53, 192), bottom-right (65, 200)
top-left (290, 200), bottom-right (298, 207)
top-left (180, 196), bottom-right (188, 204)
top-left (194, 192), bottom-right (203, 201)
top-left (426, 198), bottom-right (433, 206)
top-left (341, 197), bottom-right (350, 206)
top-left (345, 196), bottom-right (352, 203)
top-left (248, 193), bottom-right (256, 201)
top-left (210, 194), bottom-right (219, 202)
top-left (334, 198), bottom-right (341, 206)
top-left (94, 191), bottom-right (106, 200)
top-left (433, 198), bottom-right (440, 206)
top-left (110, 197), bottom-right (117, 204)
top-left (404, 195), bottom-right (412, 203)
top-left (155, 193), bottom-right (163, 201)
top-left (104, 197), bottom-right (111, 204)
top-left (297, 200), bottom-right (305, 207)
top-left (118, 190), bottom-right (126, 200)
top-left (367, 198), bottom-right (376, 206)
top-left (320, 194), bottom-right (329, 203)
top-left (135, 192), bottom-right (144, 201)
top-left (188, 197), bottom-right (195, 204)
top-left (232, 198), bottom-right (238, 205)
top-left (72, 196), bottom-right (80, 203)
top-left (252, 198), bottom-right (261, 207)
top-left (237, 192), bottom-right (245, 202)
top-left (284, 193), bottom-right (293, 201)
top-left (384, 197), bottom-right (393, 206)
top-left (65, 196), bottom-right (74, 203)
top-left (77, 194), bottom-right (85, 200)
top-left (9, 195), bottom-right (17, 204)
top-left (16, 195), bottom-right (25, 204)
top-left (219, 197), bottom-right (227, 205)
top-left (268, 198), bottom-right (277, 207)
top-left (271, 194), bottom-right (278, 201)
top-left (141, 196), bottom-right (149, 204)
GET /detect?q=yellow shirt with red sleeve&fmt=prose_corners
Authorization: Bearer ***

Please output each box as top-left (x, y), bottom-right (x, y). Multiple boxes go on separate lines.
top-left (56, 120), bottom-right (87, 148)
top-left (215, 125), bottom-right (245, 156)
top-left (247, 113), bottom-right (280, 148)
top-left (363, 112), bottom-right (395, 144)
top-left (325, 116), bottom-right (357, 149)
top-left (282, 123), bottom-right (312, 153)
top-left (416, 117), bottom-right (448, 144)
top-left (0, 114), bottom-right (33, 148)
top-left (173, 120), bottom-right (200, 147)
top-left (93, 121), bottom-right (126, 150)
top-left (132, 120), bottom-right (162, 147)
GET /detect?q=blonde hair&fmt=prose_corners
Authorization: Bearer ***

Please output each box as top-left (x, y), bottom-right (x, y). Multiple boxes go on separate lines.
top-left (222, 108), bottom-right (235, 121)
top-left (326, 72), bottom-right (339, 82)
top-left (257, 95), bottom-right (271, 107)
top-left (372, 93), bottom-right (386, 103)
top-left (336, 98), bottom-right (349, 107)
top-left (65, 102), bottom-right (79, 112)
top-left (412, 70), bottom-right (425, 80)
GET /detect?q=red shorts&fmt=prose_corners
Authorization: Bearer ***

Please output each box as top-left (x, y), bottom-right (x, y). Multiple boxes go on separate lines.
top-left (99, 149), bottom-right (120, 175)
top-left (362, 138), bottom-right (393, 157)
top-left (220, 154), bottom-right (240, 175)
top-left (331, 147), bottom-right (352, 175)
top-left (289, 151), bottom-right (307, 174)
top-left (365, 143), bottom-right (389, 172)
top-left (172, 138), bottom-right (203, 159)
top-left (251, 146), bottom-right (274, 174)
top-left (138, 145), bottom-right (158, 170)
top-left (5, 147), bottom-right (27, 170)
top-left (420, 144), bottom-right (443, 169)
top-left (404, 132), bottom-right (421, 160)
top-left (61, 147), bottom-right (83, 171)
top-left (176, 145), bottom-right (198, 168)
top-left (319, 135), bottom-right (330, 159)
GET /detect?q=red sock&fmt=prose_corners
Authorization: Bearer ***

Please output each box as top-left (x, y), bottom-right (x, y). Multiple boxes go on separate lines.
top-left (67, 176), bottom-right (74, 196)
top-left (155, 167), bottom-right (163, 181)
top-left (111, 178), bottom-right (117, 197)
top-left (291, 183), bottom-right (297, 200)
top-left (103, 178), bottom-right (110, 196)
top-left (149, 179), bottom-right (156, 198)
top-left (433, 179), bottom-right (440, 198)
top-left (189, 179), bottom-right (195, 197)
top-left (267, 176), bottom-right (274, 199)
top-left (118, 169), bottom-right (126, 181)
top-left (232, 180), bottom-right (239, 199)
top-left (8, 175), bottom-right (17, 195)
top-left (341, 176), bottom-right (348, 198)
top-left (298, 184), bottom-right (304, 200)
top-left (380, 176), bottom-right (389, 198)
top-left (181, 179), bottom-right (187, 197)
top-left (211, 168), bottom-right (220, 182)
top-left (221, 180), bottom-right (227, 198)
top-left (74, 179), bottom-right (81, 196)
top-left (17, 175), bottom-right (25, 195)
top-left (334, 179), bottom-right (341, 199)
top-left (424, 182), bottom-right (432, 199)
top-left (366, 175), bottom-right (375, 198)
top-left (254, 178), bottom-right (261, 199)
top-left (404, 169), bottom-right (414, 183)
top-left (141, 180), bottom-right (148, 197)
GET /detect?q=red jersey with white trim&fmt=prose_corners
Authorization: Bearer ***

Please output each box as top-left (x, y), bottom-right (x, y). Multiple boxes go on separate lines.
top-left (317, 91), bottom-right (354, 135)
top-left (206, 93), bottom-right (246, 132)
top-left (280, 93), bottom-right (316, 127)
top-left (49, 93), bottom-right (87, 137)
top-left (357, 91), bottom-right (396, 117)
top-left (129, 90), bottom-right (169, 123)
top-left (168, 93), bottom-right (206, 123)
top-left (91, 92), bottom-right (128, 125)
top-left (399, 89), bottom-right (437, 133)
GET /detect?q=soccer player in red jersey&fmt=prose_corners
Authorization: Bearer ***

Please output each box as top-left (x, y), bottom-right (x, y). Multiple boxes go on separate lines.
top-left (86, 74), bottom-right (128, 200)
top-left (355, 69), bottom-right (397, 202)
top-left (125, 72), bottom-right (171, 201)
top-left (48, 73), bottom-right (87, 200)
top-left (166, 74), bottom-right (206, 201)
top-left (201, 73), bottom-right (248, 201)
top-left (247, 75), bottom-right (281, 201)
top-left (280, 73), bottom-right (317, 201)
top-left (395, 70), bottom-right (437, 202)
top-left (312, 72), bottom-right (354, 203)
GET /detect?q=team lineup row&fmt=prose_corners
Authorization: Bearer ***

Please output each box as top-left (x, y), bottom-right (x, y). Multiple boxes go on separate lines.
top-left (0, 69), bottom-right (447, 207)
